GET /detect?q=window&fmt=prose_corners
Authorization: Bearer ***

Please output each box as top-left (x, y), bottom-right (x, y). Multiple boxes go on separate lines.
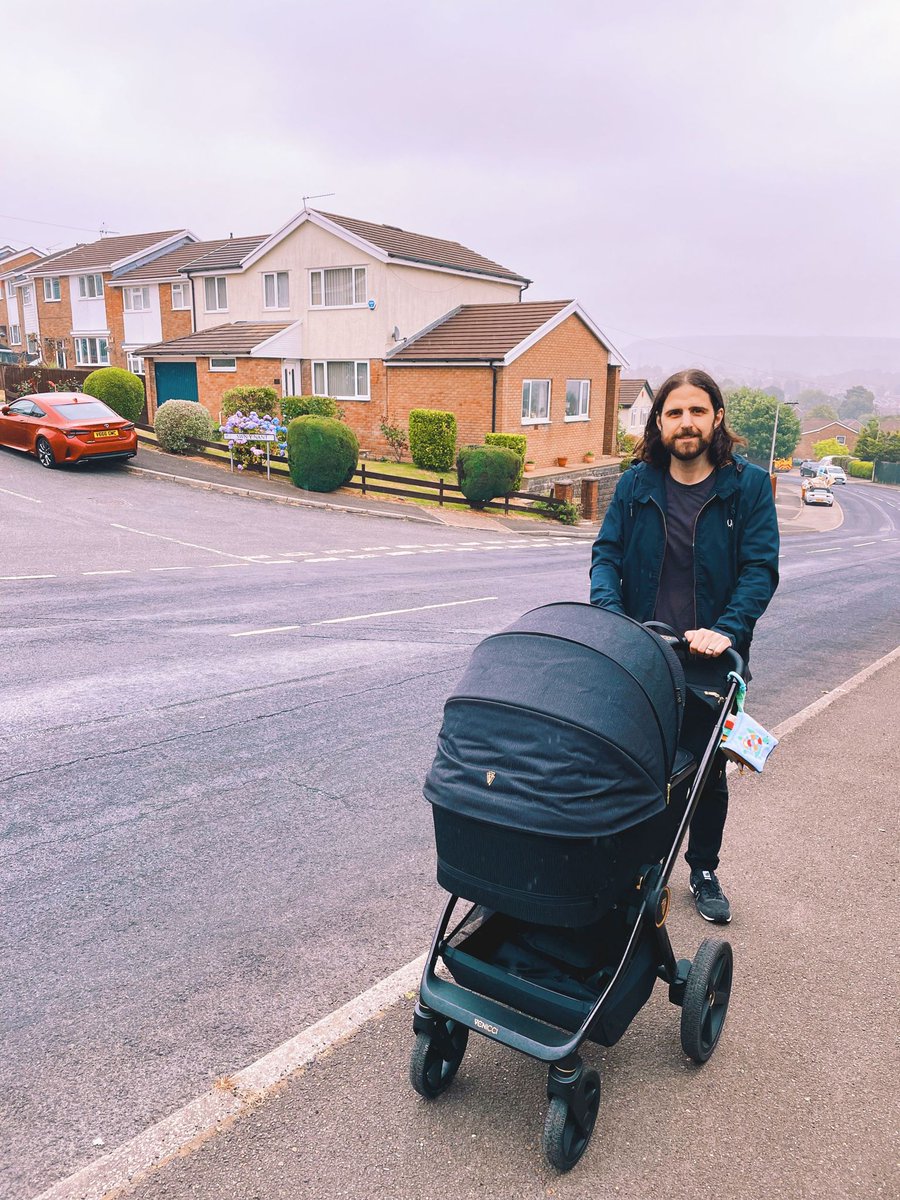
top-left (309, 266), bottom-right (367, 307)
top-left (9, 324), bottom-right (21, 344)
top-left (171, 281), bottom-right (191, 310)
top-left (74, 336), bottom-right (110, 366)
top-left (521, 379), bottom-right (551, 423)
top-left (78, 273), bottom-right (104, 298)
top-left (43, 277), bottom-right (61, 301)
top-left (21, 285), bottom-right (33, 306)
top-left (209, 356), bottom-right (236, 372)
top-left (312, 359), bottom-right (369, 400)
top-left (836, 435), bottom-right (846, 445)
top-left (56, 345), bottom-right (68, 369)
top-left (27, 333), bottom-right (39, 354)
top-left (263, 271), bottom-right (289, 309)
top-left (123, 286), bottom-right (151, 312)
top-left (126, 353), bottom-right (145, 374)
top-left (565, 379), bottom-right (590, 420)
top-left (204, 276), bottom-right (228, 312)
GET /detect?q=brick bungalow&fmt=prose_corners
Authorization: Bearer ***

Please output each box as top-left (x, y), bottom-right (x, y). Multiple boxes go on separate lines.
top-left (384, 300), bottom-right (625, 467)
top-left (618, 378), bottom-right (654, 436)
top-left (795, 419), bottom-right (860, 460)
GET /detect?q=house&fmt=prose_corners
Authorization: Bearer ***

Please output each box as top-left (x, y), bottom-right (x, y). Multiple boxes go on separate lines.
top-left (138, 207), bottom-right (530, 439)
top-left (0, 247), bottom-right (48, 354)
top-left (795, 419), bottom-right (860, 460)
top-left (385, 300), bottom-right (626, 466)
top-left (618, 378), bottom-right (654, 436)
top-left (17, 230), bottom-right (198, 371)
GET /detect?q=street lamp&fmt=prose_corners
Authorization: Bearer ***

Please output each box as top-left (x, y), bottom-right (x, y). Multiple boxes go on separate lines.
top-left (768, 399), bottom-right (798, 476)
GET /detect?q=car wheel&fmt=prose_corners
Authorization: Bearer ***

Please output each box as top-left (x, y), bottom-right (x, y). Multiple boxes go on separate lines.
top-left (36, 437), bottom-right (56, 469)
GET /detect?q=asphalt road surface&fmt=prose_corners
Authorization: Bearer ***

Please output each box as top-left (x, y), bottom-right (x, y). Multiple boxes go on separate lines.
top-left (2, 452), bottom-right (898, 1198)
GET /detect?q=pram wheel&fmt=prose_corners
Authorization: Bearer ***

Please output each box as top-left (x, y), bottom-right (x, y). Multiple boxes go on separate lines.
top-left (680, 937), bottom-right (733, 1063)
top-left (409, 1019), bottom-right (469, 1098)
top-left (542, 1063), bottom-right (601, 1172)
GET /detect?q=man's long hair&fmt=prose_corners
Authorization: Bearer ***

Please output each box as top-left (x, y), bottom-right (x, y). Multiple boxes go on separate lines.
top-left (636, 368), bottom-right (745, 469)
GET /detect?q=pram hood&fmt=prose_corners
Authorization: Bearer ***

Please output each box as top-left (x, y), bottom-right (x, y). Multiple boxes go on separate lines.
top-left (424, 602), bottom-right (686, 838)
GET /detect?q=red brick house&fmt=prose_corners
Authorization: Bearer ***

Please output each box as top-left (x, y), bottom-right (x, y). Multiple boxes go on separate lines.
top-left (384, 300), bottom-right (625, 466)
top-left (795, 419), bottom-right (860, 460)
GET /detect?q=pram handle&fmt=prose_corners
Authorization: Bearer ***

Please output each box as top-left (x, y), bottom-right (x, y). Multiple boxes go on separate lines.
top-left (642, 621), bottom-right (746, 679)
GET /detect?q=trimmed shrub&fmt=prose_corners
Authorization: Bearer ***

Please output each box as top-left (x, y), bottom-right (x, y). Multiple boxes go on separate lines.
top-left (221, 385), bottom-right (278, 419)
top-left (83, 367), bottom-right (144, 422)
top-left (830, 455), bottom-right (853, 471)
top-left (154, 399), bottom-right (214, 454)
top-left (287, 415), bottom-right (359, 492)
top-left (456, 445), bottom-right (521, 509)
top-left (409, 408), bottom-right (457, 472)
top-left (485, 432), bottom-right (527, 490)
top-left (281, 395), bottom-right (345, 422)
top-left (849, 459), bottom-right (874, 479)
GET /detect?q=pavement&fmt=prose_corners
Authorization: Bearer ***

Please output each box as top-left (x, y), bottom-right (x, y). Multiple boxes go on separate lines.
top-left (44, 650), bottom-right (899, 1200)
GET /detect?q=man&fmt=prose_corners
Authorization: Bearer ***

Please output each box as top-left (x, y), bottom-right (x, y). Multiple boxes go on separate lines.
top-left (590, 369), bottom-right (779, 923)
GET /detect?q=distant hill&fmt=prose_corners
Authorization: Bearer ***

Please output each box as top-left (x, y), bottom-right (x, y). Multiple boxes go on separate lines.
top-left (623, 336), bottom-right (900, 409)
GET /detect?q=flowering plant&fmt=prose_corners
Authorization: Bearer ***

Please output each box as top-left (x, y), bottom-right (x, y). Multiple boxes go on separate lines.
top-left (219, 410), bottom-right (288, 470)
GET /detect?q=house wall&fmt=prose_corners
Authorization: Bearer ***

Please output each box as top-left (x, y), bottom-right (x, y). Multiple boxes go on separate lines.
top-left (160, 281), bottom-right (194, 342)
top-left (195, 357), bottom-right (282, 421)
top-left (5, 286), bottom-right (21, 342)
top-left (383, 364), bottom-right (494, 455)
top-left (20, 281), bottom-right (40, 350)
top-left (119, 283), bottom-right (163, 348)
top-left (35, 275), bottom-right (74, 365)
top-left (795, 422), bottom-right (858, 459)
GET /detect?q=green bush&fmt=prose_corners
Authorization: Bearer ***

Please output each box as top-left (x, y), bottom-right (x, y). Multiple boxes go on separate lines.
top-left (456, 445), bottom-right (521, 509)
top-left (154, 399), bottom-right (214, 454)
top-left (409, 409), bottom-right (457, 472)
top-left (379, 420), bottom-right (408, 462)
top-left (287, 416), bottom-right (359, 492)
top-left (221, 385), bottom-right (279, 419)
top-left (281, 395), bottom-right (345, 422)
top-left (82, 367), bottom-right (144, 422)
top-left (830, 455), bottom-right (853, 471)
top-left (849, 459), bottom-right (874, 479)
top-left (485, 432), bottom-right (527, 490)
top-left (533, 498), bottom-right (580, 525)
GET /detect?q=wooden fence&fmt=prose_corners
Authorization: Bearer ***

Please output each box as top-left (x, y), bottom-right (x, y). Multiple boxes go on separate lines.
top-left (0, 364), bottom-right (96, 396)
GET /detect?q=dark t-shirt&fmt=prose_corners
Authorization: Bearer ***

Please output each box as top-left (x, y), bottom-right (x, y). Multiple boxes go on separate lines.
top-left (653, 471), bottom-right (716, 637)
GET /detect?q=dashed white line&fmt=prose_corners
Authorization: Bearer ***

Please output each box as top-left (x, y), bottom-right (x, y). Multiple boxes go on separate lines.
top-left (808, 548), bottom-right (841, 554)
top-left (230, 624), bottom-right (302, 638)
top-left (853, 541), bottom-right (877, 547)
top-left (0, 486), bottom-right (41, 503)
top-left (82, 569), bottom-right (132, 576)
top-left (0, 573), bottom-right (56, 580)
top-left (110, 523), bottom-right (252, 560)
top-left (311, 596), bottom-right (498, 625)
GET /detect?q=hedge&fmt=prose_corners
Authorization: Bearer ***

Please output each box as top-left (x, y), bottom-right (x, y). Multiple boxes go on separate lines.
top-left (287, 415), bottom-right (359, 492)
top-left (409, 408), bottom-right (457, 472)
top-left (282, 395), bottom-right (344, 422)
top-left (849, 459), bottom-right (874, 479)
top-left (154, 399), bottom-right (214, 454)
top-left (82, 367), bottom-right (144, 422)
top-left (456, 445), bottom-right (521, 508)
top-left (221, 386), bottom-right (279, 419)
top-left (485, 432), bottom-right (526, 490)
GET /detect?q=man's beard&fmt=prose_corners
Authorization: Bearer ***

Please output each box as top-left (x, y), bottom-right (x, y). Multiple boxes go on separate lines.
top-left (664, 430), bottom-right (712, 461)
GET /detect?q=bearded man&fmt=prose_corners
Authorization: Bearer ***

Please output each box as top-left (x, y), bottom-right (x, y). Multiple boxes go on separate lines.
top-left (590, 369), bottom-right (779, 923)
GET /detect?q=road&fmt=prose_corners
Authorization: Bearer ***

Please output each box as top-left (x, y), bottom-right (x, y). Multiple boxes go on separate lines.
top-left (1, 453), bottom-right (898, 1198)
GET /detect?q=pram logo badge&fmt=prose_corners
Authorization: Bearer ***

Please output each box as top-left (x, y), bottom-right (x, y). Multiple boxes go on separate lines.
top-left (486, 770), bottom-right (496, 786)
top-left (474, 1018), bottom-right (499, 1034)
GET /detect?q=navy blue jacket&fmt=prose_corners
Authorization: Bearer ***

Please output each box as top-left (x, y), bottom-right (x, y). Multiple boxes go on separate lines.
top-left (589, 455), bottom-right (779, 663)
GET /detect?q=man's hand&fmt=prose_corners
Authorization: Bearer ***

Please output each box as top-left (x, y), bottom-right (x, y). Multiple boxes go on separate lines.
top-left (684, 628), bottom-right (733, 657)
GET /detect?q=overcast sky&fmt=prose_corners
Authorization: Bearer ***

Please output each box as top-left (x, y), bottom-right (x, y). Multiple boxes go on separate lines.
top-left (3, 0), bottom-right (897, 346)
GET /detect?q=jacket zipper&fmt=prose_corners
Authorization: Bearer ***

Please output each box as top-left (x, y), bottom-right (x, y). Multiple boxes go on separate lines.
top-left (690, 496), bottom-right (717, 630)
top-left (650, 496), bottom-right (667, 615)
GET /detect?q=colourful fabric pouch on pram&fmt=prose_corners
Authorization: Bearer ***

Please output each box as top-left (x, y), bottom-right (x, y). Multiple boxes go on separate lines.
top-left (720, 673), bottom-right (778, 772)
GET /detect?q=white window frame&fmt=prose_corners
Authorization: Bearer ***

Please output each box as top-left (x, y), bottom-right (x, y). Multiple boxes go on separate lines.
top-left (126, 353), bottom-right (145, 375)
top-left (309, 266), bottom-right (368, 308)
top-left (836, 435), bottom-right (846, 445)
top-left (564, 379), bottom-right (591, 421)
top-left (521, 378), bottom-right (551, 425)
top-left (171, 281), bottom-right (192, 310)
top-left (78, 273), bottom-right (104, 299)
top-left (9, 324), bottom-right (21, 345)
top-left (123, 286), bottom-right (151, 312)
top-left (311, 359), bottom-right (370, 400)
top-left (21, 284), bottom-right (33, 306)
top-left (209, 356), bottom-right (236, 372)
top-left (204, 276), bottom-right (228, 313)
top-left (27, 332), bottom-right (39, 354)
top-left (262, 271), bottom-right (290, 310)
top-left (43, 277), bottom-right (61, 302)
top-left (56, 345), bottom-right (68, 369)
top-left (74, 336), bottom-right (110, 366)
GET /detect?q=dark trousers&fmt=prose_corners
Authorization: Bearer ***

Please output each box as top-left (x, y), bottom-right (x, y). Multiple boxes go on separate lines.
top-left (679, 693), bottom-right (729, 873)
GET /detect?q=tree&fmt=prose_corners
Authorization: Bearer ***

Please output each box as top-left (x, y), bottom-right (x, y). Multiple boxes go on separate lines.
top-left (812, 438), bottom-right (850, 459)
top-left (853, 418), bottom-right (881, 462)
top-left (724, 388), bottom-right (801, 463)
top-left (763, 385), bottom-right (784, 402)
top-left (807, 403), bottom-right (839, 421)
top-left (794, 388), bottom-right (838, 414)
top-left (838, 385), bottom-right (876, 422)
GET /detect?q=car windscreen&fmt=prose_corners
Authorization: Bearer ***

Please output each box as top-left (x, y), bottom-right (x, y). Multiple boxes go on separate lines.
top-left (51, 401), bottom-right (119, 422)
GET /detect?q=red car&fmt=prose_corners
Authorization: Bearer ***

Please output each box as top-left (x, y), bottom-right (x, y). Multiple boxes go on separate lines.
top-left (0, 391), bottom-right (137, 468)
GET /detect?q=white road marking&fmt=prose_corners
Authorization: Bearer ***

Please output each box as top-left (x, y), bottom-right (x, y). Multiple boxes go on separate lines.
top-left (230, 625), bottom-right (302, 638)
top-left (82, 569), bottom-right (132, 576)
top-left (853, 541), bottom-right (877, 547)
top-left (110, 523), bottom-right (252, 560)
top-left (808, 547), bottom-right (841, 554)
top-left (304, 557), bottom-right (341, 563)
top-left (149, 566), bottom-right (194, 572)
top-left (211, 562), bottom-right (253, 568)
top-left (0, 573), bottom-right (56, 580)
top-left (311, 596), bottom-right (498, 625)
top-left (0, 485), bottom-right (41, 503)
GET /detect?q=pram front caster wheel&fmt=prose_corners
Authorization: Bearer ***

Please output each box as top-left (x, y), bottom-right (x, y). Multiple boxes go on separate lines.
top-left (681, 937), bottom-right (733, 1063)
top-left (409, 1018), bottom-right (469, 1098)
top-left (543, 1061), bottom-right (601, 1172)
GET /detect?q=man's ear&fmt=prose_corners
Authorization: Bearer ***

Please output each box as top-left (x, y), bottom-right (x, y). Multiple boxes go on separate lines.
top-left (713, 408), bottom-right (724, 428)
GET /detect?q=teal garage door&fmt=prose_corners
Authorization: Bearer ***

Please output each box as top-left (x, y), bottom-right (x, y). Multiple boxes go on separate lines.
top-left (155, 361), bottom-right (198, 405)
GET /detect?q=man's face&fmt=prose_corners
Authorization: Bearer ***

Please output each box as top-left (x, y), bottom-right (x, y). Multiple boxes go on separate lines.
top-left (656, 384), bottom-right (723, 461)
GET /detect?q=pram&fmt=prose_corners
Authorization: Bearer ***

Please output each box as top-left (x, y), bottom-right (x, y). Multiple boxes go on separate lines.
top-left (410, 602), bottom-right (743, 1172)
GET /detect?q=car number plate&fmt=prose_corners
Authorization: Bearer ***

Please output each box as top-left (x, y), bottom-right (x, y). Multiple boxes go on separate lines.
top-left (92, 430), bottom-right (119, 439)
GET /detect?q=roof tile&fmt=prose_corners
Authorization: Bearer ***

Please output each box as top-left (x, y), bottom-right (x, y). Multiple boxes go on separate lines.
top-left (387, 301), bottom-right (571, 361)
top-left (138, 322), bottom-right (291, 357)
top-left (26, 231), bottom-right (187, 274)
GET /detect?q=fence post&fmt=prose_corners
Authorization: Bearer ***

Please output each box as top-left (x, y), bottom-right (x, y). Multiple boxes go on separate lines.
top-left (581, 477), bottom-right (599, 521)
top-left (553, 479), bottom-right (574, 505)
top-left (439, 477), bottom-right (444, 506)
top-left (361, 463), bottom-right (366, 494)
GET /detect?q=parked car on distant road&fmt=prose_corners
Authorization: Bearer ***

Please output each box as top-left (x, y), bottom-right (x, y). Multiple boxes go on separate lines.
top-left (800, 460), bottom-right (821, 477)
top-left (804, 483), bottom-right (835, 506)
top-left (818, 464), bottom-right (847, 484)
top-left (0, 392), bottom-right (137, 468)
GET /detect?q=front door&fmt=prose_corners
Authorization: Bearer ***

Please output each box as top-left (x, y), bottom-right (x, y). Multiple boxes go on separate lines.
top-left (154, 360), bottom-right (199, 407)
top-left (282, 360), bottom-right (301, 398)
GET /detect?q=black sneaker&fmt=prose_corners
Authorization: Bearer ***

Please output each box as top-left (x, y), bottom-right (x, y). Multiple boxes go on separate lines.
top-left (689, 870), bottom-right (732, 924)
